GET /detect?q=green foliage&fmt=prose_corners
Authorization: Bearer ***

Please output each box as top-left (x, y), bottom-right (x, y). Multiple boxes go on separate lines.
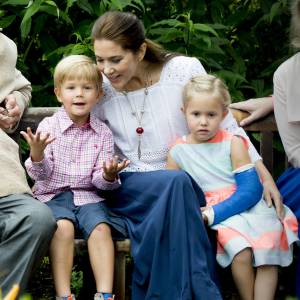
top-left (71, 267), bottom-right (83, 297)
top-left (0, 0), bottom-right (292, 106)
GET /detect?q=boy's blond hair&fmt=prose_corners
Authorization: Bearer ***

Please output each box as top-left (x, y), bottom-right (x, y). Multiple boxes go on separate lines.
top-left (183, 74), bottom-right (231, 109)
top-left (54, 55), bottom-right (102, 91)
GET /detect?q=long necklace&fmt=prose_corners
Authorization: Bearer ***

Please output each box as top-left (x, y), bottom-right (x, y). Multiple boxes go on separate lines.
top-left (122, 80), bottom-right (150, 160)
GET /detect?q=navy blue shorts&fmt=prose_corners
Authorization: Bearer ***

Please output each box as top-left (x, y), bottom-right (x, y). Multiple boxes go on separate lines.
top-left (46, 191), bottom-right (116, 239)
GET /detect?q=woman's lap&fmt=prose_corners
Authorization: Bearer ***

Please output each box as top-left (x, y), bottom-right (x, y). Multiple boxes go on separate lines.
top-left (104, 170), bottom-right (221, 300)
top-left (277, 167), bottom-right (300, 230)
top-left (277, 167), bottom-right (300, 298)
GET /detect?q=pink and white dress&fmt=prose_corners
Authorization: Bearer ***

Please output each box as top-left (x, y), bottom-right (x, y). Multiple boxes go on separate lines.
top-left (170, 129), bottom-right (298, 267)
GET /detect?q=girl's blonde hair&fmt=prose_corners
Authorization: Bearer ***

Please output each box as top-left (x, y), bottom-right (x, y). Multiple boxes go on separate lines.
top-left (290, 0), bottom-right (300, 49)
top-left (54, 55), bottom-right (102, 91)
top-left (183, 75), bottom-right (231, 108)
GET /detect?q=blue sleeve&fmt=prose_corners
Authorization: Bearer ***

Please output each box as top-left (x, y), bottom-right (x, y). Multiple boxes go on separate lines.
top-left (212, 167), bottom-right (263, 225)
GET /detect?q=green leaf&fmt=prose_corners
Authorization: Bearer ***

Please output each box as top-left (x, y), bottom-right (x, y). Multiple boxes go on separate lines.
top-left (2, 0), bottom-right (29, 5)
top-left (105, 0), bottom-right (144, 12)
top-left (20, 0), bottom-right (43, 39)
top-left (250, 79), bottom-right (265, 96)
top-left (150, 27), bottom-right (183, 43)
top-left (0, 15), bottom-right (16, 28)
top-left (192, 33), bottom-right (212, 47)
top-left (38, 6), bottom-right (73, 24)
top-left (215, 69), bottom-right (247, 88)
top-left (38, 5), bottom-right (59, 17)
top-left (20, 17), bottom-right (31, 40)
top-left (194, 23), bottom-right (218, 36)
top-left (76, 0), bottom-right (94, 15)
top-left (132, 0), bottom-right (145, 12)
top-left (149, 19), bottom-right (183, 28)
top-left (209, 23), bottom-right (228, 30)
top-left (66, 0), bottom-right (77, 12)
top-left (269, 2), bottom-right (281, 22)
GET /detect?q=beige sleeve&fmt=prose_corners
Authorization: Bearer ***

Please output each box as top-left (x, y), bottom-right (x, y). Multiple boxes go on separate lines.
top-left (273, 63), bottom-right (300, 167)
top-left (4, 69), bottom-right (32, 133)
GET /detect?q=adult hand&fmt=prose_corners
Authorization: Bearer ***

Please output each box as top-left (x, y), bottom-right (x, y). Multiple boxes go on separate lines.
top-left (0, 94), bottom-right (22, 130)
top-left (229, 97), bottom-right (273, 127)
top-left (20, 127), bottom-right (55, 162)
top-left (263, 179), bottom-right (285, 220)
top-left (103, 156), bottom-right (130, 181)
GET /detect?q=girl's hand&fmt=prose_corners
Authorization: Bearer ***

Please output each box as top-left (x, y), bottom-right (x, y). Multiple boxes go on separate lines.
top-left (263, 179), bottom-right (285, 220)
top-left (20, 127), bottom-right (55, 162)
top-left (200, 207), bottom-right (208, 224)
top-left (103, 156), bottom-right (130, 182)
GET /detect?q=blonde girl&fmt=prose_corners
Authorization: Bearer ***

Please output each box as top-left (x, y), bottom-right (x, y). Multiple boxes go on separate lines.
top-left (167, 74), bottom-right (298, 300)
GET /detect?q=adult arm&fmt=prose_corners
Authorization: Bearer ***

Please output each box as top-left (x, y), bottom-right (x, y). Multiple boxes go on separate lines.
top-left (229, 97), bottom-right (273, 127)
top-left (0, 69), bottom-right (31, 132)
top-left (273, 58), bottom-right (300, 168)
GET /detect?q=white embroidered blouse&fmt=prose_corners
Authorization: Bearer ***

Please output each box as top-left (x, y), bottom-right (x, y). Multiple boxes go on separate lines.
top-left (93, 56), bottom-right (261, 172)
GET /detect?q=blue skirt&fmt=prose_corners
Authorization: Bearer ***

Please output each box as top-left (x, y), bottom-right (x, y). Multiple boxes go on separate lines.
top-left (104, 170), bottom-right (222, 300)
top-left (277, 167), bottom-right (300, 236)
top-left (277, 167), bottom-right (300, 299)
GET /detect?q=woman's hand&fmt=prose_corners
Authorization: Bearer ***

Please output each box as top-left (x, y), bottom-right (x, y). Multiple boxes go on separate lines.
top-left (229, 97), bottom-right (273, 127)
top-left (263, 179), bottom-right (285, 220)
top-left (0, 95), bottom-right (22, 130)
top-left (20, 127), bottom-right (55, 162)
top-left (103, 156), bottom-right (130, 181)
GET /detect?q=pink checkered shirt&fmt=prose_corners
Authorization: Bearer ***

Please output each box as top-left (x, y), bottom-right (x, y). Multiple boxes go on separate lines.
top-left (25, 107), bottom-right (120, 205)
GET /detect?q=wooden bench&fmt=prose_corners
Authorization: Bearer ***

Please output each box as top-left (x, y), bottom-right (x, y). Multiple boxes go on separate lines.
top-left (14, 107), bottom-right (281, 300)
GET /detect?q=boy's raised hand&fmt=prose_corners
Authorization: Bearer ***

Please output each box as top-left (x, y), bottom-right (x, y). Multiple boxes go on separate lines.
top-left (20, 127), bottom-right (55, 162)
top-left (103, 156), bottom-right (130, 182)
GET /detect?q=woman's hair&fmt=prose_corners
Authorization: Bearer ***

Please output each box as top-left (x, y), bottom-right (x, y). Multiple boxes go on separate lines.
top-left (183, 75), bottom-right (231, 108)
top-left (92, 11), bottom-right (175, 64)
top-left (54, 55), bottom-right (102, 91)
top-left (290, 0), bottom-right (300, 49)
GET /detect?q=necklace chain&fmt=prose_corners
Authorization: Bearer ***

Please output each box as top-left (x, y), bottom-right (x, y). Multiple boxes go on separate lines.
top-left (122, 76), bottom-right (151, 160)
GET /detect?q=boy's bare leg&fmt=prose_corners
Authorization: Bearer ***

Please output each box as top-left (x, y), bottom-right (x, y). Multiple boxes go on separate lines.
top-left (88, 223), bottom-right (114, 293)
top-left (50, 219), bottom-right (75, 297)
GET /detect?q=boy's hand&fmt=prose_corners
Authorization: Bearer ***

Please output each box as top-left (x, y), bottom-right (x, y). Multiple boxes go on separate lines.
top-left (103, 156), bottom-right (130, 182)
top-left (20, 127), bottom-right (55, 162)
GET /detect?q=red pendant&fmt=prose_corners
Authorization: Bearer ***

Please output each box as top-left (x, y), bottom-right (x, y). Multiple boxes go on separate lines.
top-left (136, 127), bottom-right (144, 134)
